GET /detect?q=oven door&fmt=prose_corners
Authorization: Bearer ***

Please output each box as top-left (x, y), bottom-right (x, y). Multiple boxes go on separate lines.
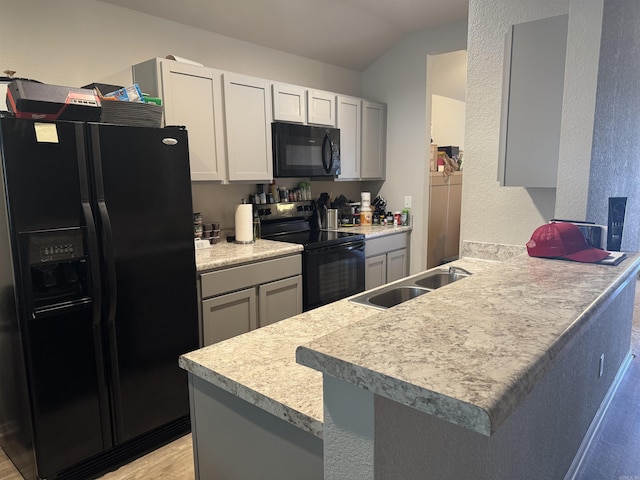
top-left (302, 239), bottom-right (364, 311)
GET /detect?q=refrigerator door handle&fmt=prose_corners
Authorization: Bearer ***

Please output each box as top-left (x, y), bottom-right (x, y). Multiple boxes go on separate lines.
top-left (89, 124), bottom-right (125, 439)
top-left (77, 122), bottom-right (113, 448)
top-left (77, 124), bottom-right (102, 327)
top-left (98, 199), bottom-right (125, 435)
top-left (98, 199), bottom-right (118, 327)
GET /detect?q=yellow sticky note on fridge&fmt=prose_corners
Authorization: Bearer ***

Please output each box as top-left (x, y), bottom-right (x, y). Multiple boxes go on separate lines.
top-left (34, 123), bottom-right (59, 143)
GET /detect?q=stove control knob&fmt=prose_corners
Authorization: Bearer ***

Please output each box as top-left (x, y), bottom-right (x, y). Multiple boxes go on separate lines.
top-left (258, 209), bottom-right (266, 216)
top-left (265, 208), bottom-right (272, 216)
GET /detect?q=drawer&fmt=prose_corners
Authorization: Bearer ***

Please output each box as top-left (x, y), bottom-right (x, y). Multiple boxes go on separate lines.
top-left (201, 254), bottom-right (302, 299)
top-left (365, 232), bottom-right (409, 257)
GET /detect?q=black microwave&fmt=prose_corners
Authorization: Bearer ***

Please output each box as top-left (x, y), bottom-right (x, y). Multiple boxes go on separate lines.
top-left (272, 122), bottom-right (340, 178)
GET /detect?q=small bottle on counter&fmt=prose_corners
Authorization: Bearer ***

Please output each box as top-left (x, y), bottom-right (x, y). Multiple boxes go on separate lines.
top-left (360, 206), bottom-right (372, 225)
top-left (401, 208), bottom-right (410, 226)
top-left (393, 211), bottom-right (402, 226)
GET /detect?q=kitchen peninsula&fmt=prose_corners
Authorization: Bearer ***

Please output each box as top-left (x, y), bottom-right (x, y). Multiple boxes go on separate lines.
top-left (180, 251), bottom-right (640, 480)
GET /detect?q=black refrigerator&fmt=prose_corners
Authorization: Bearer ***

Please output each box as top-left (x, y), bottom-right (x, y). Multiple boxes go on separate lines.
top-left (0, 116), bottom-right (199, 479)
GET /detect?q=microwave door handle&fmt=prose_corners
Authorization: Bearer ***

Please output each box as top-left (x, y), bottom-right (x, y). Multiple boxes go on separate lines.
top-left (322, 132), bottom-right (334, 173)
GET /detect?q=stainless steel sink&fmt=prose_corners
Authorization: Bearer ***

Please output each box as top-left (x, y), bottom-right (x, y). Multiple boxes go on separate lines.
top-left (414, 271), bottom-right (469, 289)
top-left (366, 286), bottom-right (431, 309)
top-left (350, 267), bottom-right (471, 310)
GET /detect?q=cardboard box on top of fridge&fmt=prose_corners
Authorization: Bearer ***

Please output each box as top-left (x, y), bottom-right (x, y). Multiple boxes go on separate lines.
top-left (6, 79), bottom-right (102, 122)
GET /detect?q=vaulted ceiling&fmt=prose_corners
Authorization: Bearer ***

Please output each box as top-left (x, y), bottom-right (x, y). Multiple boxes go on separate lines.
top-left (97, 0), bottom-right (468, 71)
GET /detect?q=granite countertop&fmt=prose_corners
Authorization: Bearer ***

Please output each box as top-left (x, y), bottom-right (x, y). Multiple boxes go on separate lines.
top-left (333, 224), bottom-right (412, 238)
top-left (179, 257), bottom-right (494, 438)
top-left (194, 226), bottom-right (409, 272)
top-left (195, 238), bottom-right (303, 272)
top-left (296, 253), bottom-right (640, 436)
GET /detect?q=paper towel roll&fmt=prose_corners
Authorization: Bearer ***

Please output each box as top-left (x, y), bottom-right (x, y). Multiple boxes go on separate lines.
top-left (165, 54), bottom-right (204, 66)
top-left (235, 204), bottom-right (254, 243)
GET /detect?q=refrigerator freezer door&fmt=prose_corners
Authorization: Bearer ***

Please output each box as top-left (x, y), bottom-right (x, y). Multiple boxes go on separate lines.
top-left (88, 123), bottom-right (198, 443)
top-left (1, 118), bottom-right (86, 232)
top-left (0, 117), bottom-right (111, 478)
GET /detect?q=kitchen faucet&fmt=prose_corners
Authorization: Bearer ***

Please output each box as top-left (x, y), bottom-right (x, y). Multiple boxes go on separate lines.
top-left (448, 265), bottom-right (472, 276)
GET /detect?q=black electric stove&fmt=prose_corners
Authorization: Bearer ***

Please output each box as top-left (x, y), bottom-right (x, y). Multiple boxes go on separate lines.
top-left (259, 201), bottom-right (364, 247)
top-left (264, 228), bottom-right (364, 249)
top-left (258, 200), bottom-right (365, 311)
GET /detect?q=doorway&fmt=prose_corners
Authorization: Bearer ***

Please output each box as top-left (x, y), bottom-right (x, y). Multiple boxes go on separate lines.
top-left (425, 50), bottom-right (467, 268)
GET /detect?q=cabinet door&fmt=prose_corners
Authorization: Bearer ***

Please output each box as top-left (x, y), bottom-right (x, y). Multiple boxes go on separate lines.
top-left (336, 95), bottom-right (361, 180)
top-left (498, 14), bottom-right (568, 187)
top-left (427, 181), bottom-right (449, 269)
top-left (272, 83), bottom-right (306, 123)
top-left (159, 61), bottom-right (226, 181)
top-left (258, 275), bottom-right (302, 327)
top-left (445, 182), bottom-right (462, 260)
top-left (307, 90), bottom-right (336, 126)
top-left (386, 249), bottom-right (408, 284)
top-left (361, 101), bottom-right (386, 179)
top-left (365, 254), bottom-right (387, 291)
top-left (223, 73), bottom-right (273, 181)
top-left (202, 288), bottom-right (257, 346)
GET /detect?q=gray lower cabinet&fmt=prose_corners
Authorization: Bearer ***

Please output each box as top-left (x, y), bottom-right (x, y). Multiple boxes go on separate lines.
top-left (387, 249), bottom-right (408, 283)
top-left (365, 255), bottom-right (387, 290)
top-left (258, 276), bottom-right (302, 327)
top-left (202, 288), bottom-right (257, 346)
top-left (189, 375), bottom-right (323, 480)
top-left (365, 232), bottom-right (410, 290)
top-left (200, 255), bottom-right (302, 346)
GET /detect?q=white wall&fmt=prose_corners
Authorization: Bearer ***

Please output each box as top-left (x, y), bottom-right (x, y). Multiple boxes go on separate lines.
top-left (463, 0), bottom-right (640, 252)
top-left (585, 0), bottom-right (640, 252)
top-left (554, 1), bottom-right (604, 222)
top-left (429, 50), bottom-right (468, 103)
top-left (0, 0), bottom-right (367, 234)
top-left (461, 0), bottom-right (571, 248)
top-left (361, 21), bottom-right (468, 274)
top-left (429, 49), bottom-right (467, 151)
top-left (0, 0), bottom-right (360, 95)
top-left (431, 95), bottom-right (465, 151)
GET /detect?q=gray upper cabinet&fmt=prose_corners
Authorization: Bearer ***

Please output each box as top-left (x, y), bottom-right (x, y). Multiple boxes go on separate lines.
top-left (133, 58), bottom-right (226, 181)
top-left (272, 82), bottom-right (306, 124)
top-left (307, 89), bottom-right (337, 126)
top-left (361, 100), bottom-right (387, 180)
top-left (336, 95), bottom-right (362, 180)
top-left (223, 72), bottom-right (273, 181)
top-left (498, 14), bottom-right (568, 188)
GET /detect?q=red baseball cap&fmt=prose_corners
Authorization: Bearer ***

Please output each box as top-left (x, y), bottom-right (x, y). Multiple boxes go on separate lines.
top-left (526, 222), bottom-right (610, 263)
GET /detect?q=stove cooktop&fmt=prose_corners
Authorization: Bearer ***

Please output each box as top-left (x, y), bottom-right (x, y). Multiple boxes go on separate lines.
top-left (263, 229), bottom-right (364, 249)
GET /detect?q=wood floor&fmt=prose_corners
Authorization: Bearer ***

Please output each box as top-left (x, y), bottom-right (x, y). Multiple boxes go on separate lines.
top-left (1, 280), bottom-right (640, 479)
top-left (577, 357), bottom-right (640, 479)
top-left (97, 434), bottom-right (193, 480)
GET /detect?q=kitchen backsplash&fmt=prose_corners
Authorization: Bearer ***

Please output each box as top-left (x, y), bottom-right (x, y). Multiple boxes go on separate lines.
top-left (191, 179), bottom-right (383, 236)
top-left (460, 240), bottom-right (526, 261)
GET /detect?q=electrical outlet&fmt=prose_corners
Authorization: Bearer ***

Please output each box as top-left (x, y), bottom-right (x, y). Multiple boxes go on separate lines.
top-left (404, 196), bottom-right (412, 208)
top-left (599, 353), bottom-right (605, 378)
